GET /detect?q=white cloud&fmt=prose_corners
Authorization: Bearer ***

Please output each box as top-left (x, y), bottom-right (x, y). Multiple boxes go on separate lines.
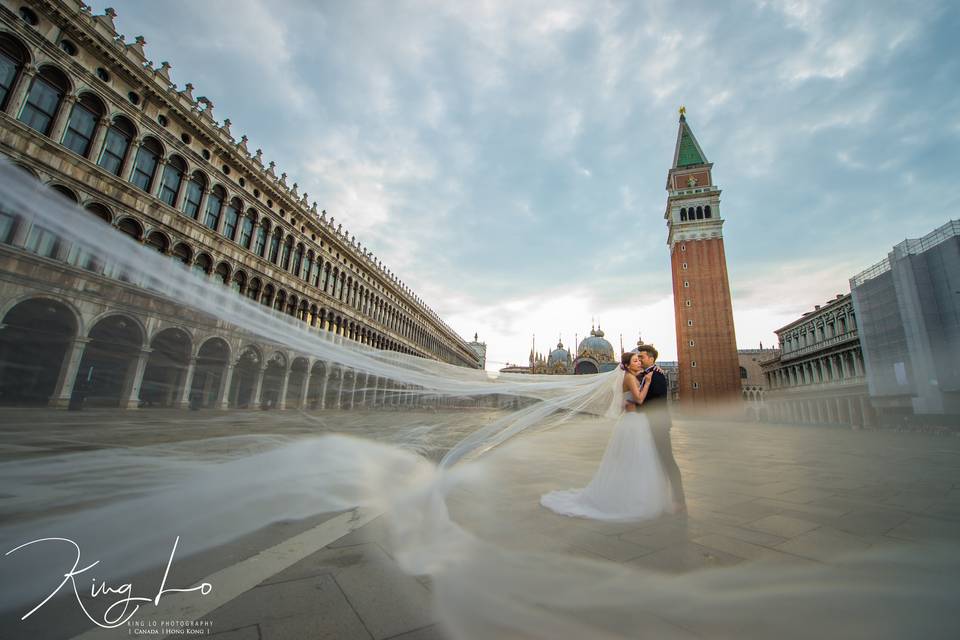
top-left (89, 0), bottom-right (958, 372)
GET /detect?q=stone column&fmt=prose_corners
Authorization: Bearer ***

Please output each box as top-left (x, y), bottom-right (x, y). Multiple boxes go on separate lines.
top-left (250, 365), bottom-right (266, 409)
top-left (860, 396), bottom-right (874, 427)
top-left (8, 210), bottom-right (31, 247)
top-left (334, 369), bottom-right (344, 410)
top-left (5, 64), bottom-right (36, 118)
top-left (852, 350), bottom-right (864, 377)
top-left (121, 139), bottom-right (141, 182)
top-left (318, 366), bottom-right (330, 410)
top-left (276, 365), bottom-right (291, 411)
top-left (49, 338), bottom-right (90, 408)
top-left (195, 188), bottom-right (211, 223)
top-left (88, 116), bottom-right (111, 163)
top-left (348, 373), bottom-right (358, 410)
top-left (49, 94), bottom-right (75, 144)
top-left (172, 171), bottom-right (189, 211)
top-left (216, 363), bottom-right (235, 409)
top-left (152, 158), bottom-right (169, 199)
top-left (298, 368), bottom-right (313, 410)
top-left (122, 348), bottom-right (153, 409)
top-left (176, 357), bottom-right (197, 408)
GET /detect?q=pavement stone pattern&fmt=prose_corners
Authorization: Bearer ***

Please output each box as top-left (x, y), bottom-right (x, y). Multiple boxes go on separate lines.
top-left (0, 409), bottom-right (958, 639)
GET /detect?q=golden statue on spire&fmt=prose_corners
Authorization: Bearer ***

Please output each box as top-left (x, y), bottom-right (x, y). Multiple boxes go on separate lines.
top-left (678, 105), bottom-right (686, 117)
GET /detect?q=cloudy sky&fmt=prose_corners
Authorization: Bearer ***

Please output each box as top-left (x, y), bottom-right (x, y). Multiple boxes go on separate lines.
top-left (92, 0), bottom-right (960, 369)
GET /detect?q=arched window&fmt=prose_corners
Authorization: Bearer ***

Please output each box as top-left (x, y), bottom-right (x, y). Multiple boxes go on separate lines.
top-left (159, 155), bottom-right (187, 206)
top-left (97, 116), bottom-right (135, 176)
top-left (281, 236), bottom-right (293, 270)
top-left (0, 34), bottom-right (29, 111)
top-left (274, 290), bottom-right (286, 312)
top-left (696, 206), bottom-right (703, 220)
top-left (214, 262), bottom-right (230, 285)
top-left (181, 171), bottom-right (206, 219)
top-left (222, 198), bottom-right (241, 240)
top-left (269, 228), bottom-right (282, 263)
top-left (247, 278), bottom-right (262, 301)
top-left (304, 251), bottom-right (315, 283)
top-left (67, 203), bottom-right (110, 270)
top-left (25, 184), bottom-right (75, 257)
top-left (292, 243), bottom-right (304, 276)
top-left (193, 253), bottom-right (212, 276)
top-left (131, 137), bottom-right (163, 192)
top-left (704, 205), bottom-right (712, 218)
top-left (116, 217), bottom-right (142, 241)
top-left (253, 220), bottom-right (268, 257)
top-left (261, 284), bottom-right (275, 307)
top-left (238, 210), bottom-right (256, 249)
top-left (312, 257), bottom-right (322, 287)
top-left (204, 186), bottom-right (225, 230)
top-left (231, 270), bottom-right (246, 295)
top-left (740, 366), bottom-right (748, 379)
top-left (146, 231), bottom-right (168, 254)
top-left (323, 264), bottom-right (332, 293)
top-left (172, 242), bottom-right (191, 265)
top-left (62, 93), bottom-right (104, 157)
top-left (19, 65), bottom-right (69, 135)
top-left (680, 208), bottom-right (687, 221)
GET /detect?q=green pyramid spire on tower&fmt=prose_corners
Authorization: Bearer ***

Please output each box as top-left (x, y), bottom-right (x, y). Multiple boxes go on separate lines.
top-left (672, 107), bottom-right (708, 168)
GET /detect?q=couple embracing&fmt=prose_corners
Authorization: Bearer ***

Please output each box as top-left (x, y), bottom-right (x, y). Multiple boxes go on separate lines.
top-left (541, 344), bottom-right (686, 521)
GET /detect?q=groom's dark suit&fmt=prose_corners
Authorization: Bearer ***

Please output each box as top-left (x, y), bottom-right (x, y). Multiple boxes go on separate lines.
top-left (639, 367), bottom-right (686, 506)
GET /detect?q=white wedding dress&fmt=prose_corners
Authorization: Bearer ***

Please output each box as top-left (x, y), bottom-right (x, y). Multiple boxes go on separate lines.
top-left (540, 391), bottom-right (672, 521)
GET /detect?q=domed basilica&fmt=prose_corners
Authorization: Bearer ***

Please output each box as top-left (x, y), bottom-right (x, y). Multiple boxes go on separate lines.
top-left (518, 325), bottom-right (618, 375)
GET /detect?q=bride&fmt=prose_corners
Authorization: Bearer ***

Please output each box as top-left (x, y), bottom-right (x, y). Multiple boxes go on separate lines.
top-left (540, 351), bottom-right (673, 521)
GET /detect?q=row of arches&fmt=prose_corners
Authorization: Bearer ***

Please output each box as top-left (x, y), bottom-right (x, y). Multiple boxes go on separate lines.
top-left (766, 396), bottom-right (876, 428)
top-left (765, 351), bottom-right (865, 389)
top-left (0, 163), bottom-right (473, 364)
top-left (0, 28), bottom-right (471, 366)
top-left (0, 296), bottom-right (483, 411)
top-left (680, 205), bottom-right (711, 221)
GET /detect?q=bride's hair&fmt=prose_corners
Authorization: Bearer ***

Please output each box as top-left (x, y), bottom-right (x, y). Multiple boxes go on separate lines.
top-left (620, 351), bottom-right (637, 370)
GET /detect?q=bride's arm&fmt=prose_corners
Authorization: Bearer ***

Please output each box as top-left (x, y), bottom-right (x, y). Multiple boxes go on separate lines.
top-left (625, 373), bottom-right (647, 405)
top-left (629, 372), bottom-right (655, 406)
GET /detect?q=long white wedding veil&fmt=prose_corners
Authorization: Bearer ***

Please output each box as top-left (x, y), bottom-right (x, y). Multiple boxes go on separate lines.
top-left (0, 159), bottom-right (957, 639)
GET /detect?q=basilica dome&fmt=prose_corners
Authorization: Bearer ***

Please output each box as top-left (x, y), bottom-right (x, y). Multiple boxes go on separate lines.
top-left (577, 327), bottom-right (615, 363)
top-left (547, 341), bottom-right (570, 367)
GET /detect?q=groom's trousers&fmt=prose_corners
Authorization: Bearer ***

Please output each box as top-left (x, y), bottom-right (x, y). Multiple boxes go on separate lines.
top-left (648, 410), bottom-right (686, 506)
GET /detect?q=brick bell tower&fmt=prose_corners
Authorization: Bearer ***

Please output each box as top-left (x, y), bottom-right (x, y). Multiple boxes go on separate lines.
top-left (665, 107), bottom-right (741, 407)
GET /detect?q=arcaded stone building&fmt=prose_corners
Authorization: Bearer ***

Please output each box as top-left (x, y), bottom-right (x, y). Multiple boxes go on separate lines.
top-left (664, 109), bottom-right (741, 407)
top-left (760, 294), bottom-right (875, 427)
top-left (738, 348), bottom-right (779, 420)
top-left (0, 0), bottom-right (481, 409)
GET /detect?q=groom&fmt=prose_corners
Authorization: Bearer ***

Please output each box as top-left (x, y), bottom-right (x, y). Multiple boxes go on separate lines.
top-left (635, 345), bottom-right (686, 511)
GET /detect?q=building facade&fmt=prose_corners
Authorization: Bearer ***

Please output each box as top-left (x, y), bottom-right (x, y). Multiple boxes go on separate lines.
top-left (0, 1), bottom-right (481, 409)
top-left (850, 219), bottom-right (960, 423)
top-left (664, 108), bottom-right (741, 407)
top-left (467, 333), bottom-right (487, 370)
top-left (738, 348), bottom-right (779, 420)
top-left (761, 294), bottom-right (874, 427)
